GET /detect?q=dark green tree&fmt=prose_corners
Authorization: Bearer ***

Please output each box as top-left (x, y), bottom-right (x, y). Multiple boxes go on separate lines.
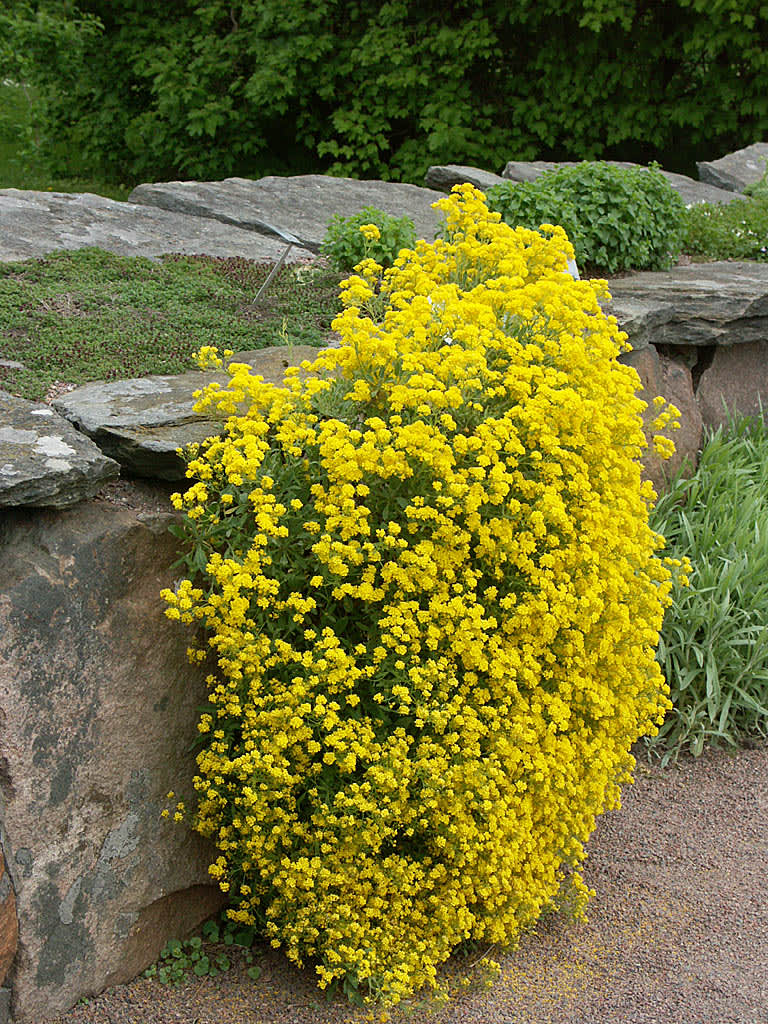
top-left (8, 0), bottom-right (768, 186)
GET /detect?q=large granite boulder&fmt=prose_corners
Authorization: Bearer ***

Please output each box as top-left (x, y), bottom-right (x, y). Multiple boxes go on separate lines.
top-left (0, 189), bottom-right (313, 264)
top-left (620, 346), bottom-right (703, 491)
top-left (696, 340), bottom-right (768, 430)
top-left (697, 142), bottom-right (768, 194)
top-left (128, 175), bottom-right (442, 251)
top-left (51, 345), bottom-right (325, 480)
top-left (0, 499), bottom-right (226, 1022)
top-left (424, 165), bottom-right (506, 193)
top-left (0, 391), bottom-right (119, 507)
top-left (501, 160), bottom-right (744, 206)
top-left (0, 853), bottom-right (17, 987)
top-left (604, 261), bottom-right (768, 349)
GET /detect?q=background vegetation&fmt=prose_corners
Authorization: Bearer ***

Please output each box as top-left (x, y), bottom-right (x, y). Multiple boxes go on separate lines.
top-left (1, 0), bottom-right (767, 188)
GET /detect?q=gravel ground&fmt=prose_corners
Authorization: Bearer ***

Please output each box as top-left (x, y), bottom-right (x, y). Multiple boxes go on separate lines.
top-left (46, 742), bottom-right (768, 1024)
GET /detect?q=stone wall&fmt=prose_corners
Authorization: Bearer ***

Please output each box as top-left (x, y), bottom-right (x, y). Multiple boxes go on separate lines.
top-left (1, 155), bottom-right (767, 1020)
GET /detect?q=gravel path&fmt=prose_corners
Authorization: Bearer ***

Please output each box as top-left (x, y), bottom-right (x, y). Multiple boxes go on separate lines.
top-left (48, 742), bottom-right (768, 1024)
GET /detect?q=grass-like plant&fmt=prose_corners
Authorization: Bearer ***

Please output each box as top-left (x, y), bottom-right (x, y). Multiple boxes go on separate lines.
top-left (0, 248), bottom-right (344, 400)
top-left (649, 414), bottom-right (768, 761)
top-left (682, 193), bottom-right (768, 262)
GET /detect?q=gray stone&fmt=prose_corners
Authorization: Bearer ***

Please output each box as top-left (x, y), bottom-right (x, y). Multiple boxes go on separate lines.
top-left (0, 500), bottom-right (226, 1021)
top-left (501, 160), bottom-right (743, 205)
top-left (620, 346), bottom-right (702, 492)
top-left (128, 175), bottom-right (442, 252)
top-left (0, 391), bottom-right (119, 507)
top-left (600, 295), bottom-right (667, 352)
top-left (424, 165), bottom-right (506, 193)
top-left (0, 989), bottom-right (9, 1024)
top-left (0, 189), bottom-right (314, 263)
top-left (659, 170), bottom-right (747, 208)
top-left (697, 142), bottom-right (768, 194)
top-left (502, 160), bottom-right (565, 183)
top-left (696, 340), bottom-right (768, 430)
top-left (604, 261), bottom-right (768, 349)
top-left (52, 345), bottom-right (326, 480)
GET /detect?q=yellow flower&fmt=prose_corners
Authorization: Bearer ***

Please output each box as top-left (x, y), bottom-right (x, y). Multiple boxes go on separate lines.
top-left (359, 223), bottom-right (381, 242)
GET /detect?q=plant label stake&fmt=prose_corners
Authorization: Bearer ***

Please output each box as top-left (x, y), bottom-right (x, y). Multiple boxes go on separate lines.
top-left (252, 222), bottom-right (303, 304)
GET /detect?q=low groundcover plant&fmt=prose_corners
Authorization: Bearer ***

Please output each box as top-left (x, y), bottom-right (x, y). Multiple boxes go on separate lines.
top-left (162, 185), bottom-right (679, 1005)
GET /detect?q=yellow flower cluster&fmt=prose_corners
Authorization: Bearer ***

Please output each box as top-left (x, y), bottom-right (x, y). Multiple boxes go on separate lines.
top-left (162, 184), bottom-right (674, 1005)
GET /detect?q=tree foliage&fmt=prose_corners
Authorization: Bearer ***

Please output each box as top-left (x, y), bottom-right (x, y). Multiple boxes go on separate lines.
top-left (7, 0), bottom-right (768, 184)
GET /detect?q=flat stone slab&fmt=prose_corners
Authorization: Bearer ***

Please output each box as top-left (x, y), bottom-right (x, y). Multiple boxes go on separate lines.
top-left (697, 142), bottom-right (768, 194)
top-left (501, 160), bottom-right (743, 206)
top-left (51, 345), bottom-right (326, 480)
top-left (604, 261), bottom-right (768, 349)
top-left (600, 296), bottom-right (668, 352)
top-left (0, 189), bottom-right (314, 263)
top-left (0, 390), bottom-right (119, 507)
top-left (424, 164), bottom-right (506, 193)
top-left (128, 175), bottom-right (442, 251)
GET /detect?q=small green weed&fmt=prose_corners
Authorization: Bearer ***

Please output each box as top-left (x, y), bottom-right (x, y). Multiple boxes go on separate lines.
top-left (0, 248), bottom-right (343, 400)
top-left (143, 916), bottom-right (262, 986)
top-left (743, 160), bottom-right (768, 201)
top-left (321, 206), bottom-right (416, 272)
top-left (649, 414), bottom-right (768, 762)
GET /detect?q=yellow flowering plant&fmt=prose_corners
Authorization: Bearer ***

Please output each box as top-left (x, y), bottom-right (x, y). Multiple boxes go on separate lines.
top-left (162, 185), bottom-right (676, 1005)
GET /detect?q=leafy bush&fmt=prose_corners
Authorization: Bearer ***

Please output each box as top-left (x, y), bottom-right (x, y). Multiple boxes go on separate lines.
top-left (650, 415), bottom-right (768, 762)
top-left (682, 195), bottom-right (768, 261)
top-left (7, 1), bottom-right (768, 184)
top-left (163, 186), bottom-right (675, 1005)
top-left (486, 162), bottom-right (686, 273)
top-left (321, 207), bottom-right (416, 272)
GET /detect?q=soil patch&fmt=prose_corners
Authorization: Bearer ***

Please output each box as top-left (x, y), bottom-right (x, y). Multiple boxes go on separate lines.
top-left (46, 742), bottom-right (768, 1024)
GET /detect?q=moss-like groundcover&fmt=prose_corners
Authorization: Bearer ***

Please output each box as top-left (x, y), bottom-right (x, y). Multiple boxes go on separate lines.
top-left (0, 248), bottom-right (344, 400)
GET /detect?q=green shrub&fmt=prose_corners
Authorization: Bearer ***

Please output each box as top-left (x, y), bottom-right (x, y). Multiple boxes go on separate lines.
top-left (682, 195), bottom-right (768, 262)
top-left (320, 206), bottom-right (416, 272)
top-left (649, 415), bottom-right (768, 762)
top-left (486, 162), bottom-right (686, 273)
top-left (163, 186), bottom-right (675, 1005)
